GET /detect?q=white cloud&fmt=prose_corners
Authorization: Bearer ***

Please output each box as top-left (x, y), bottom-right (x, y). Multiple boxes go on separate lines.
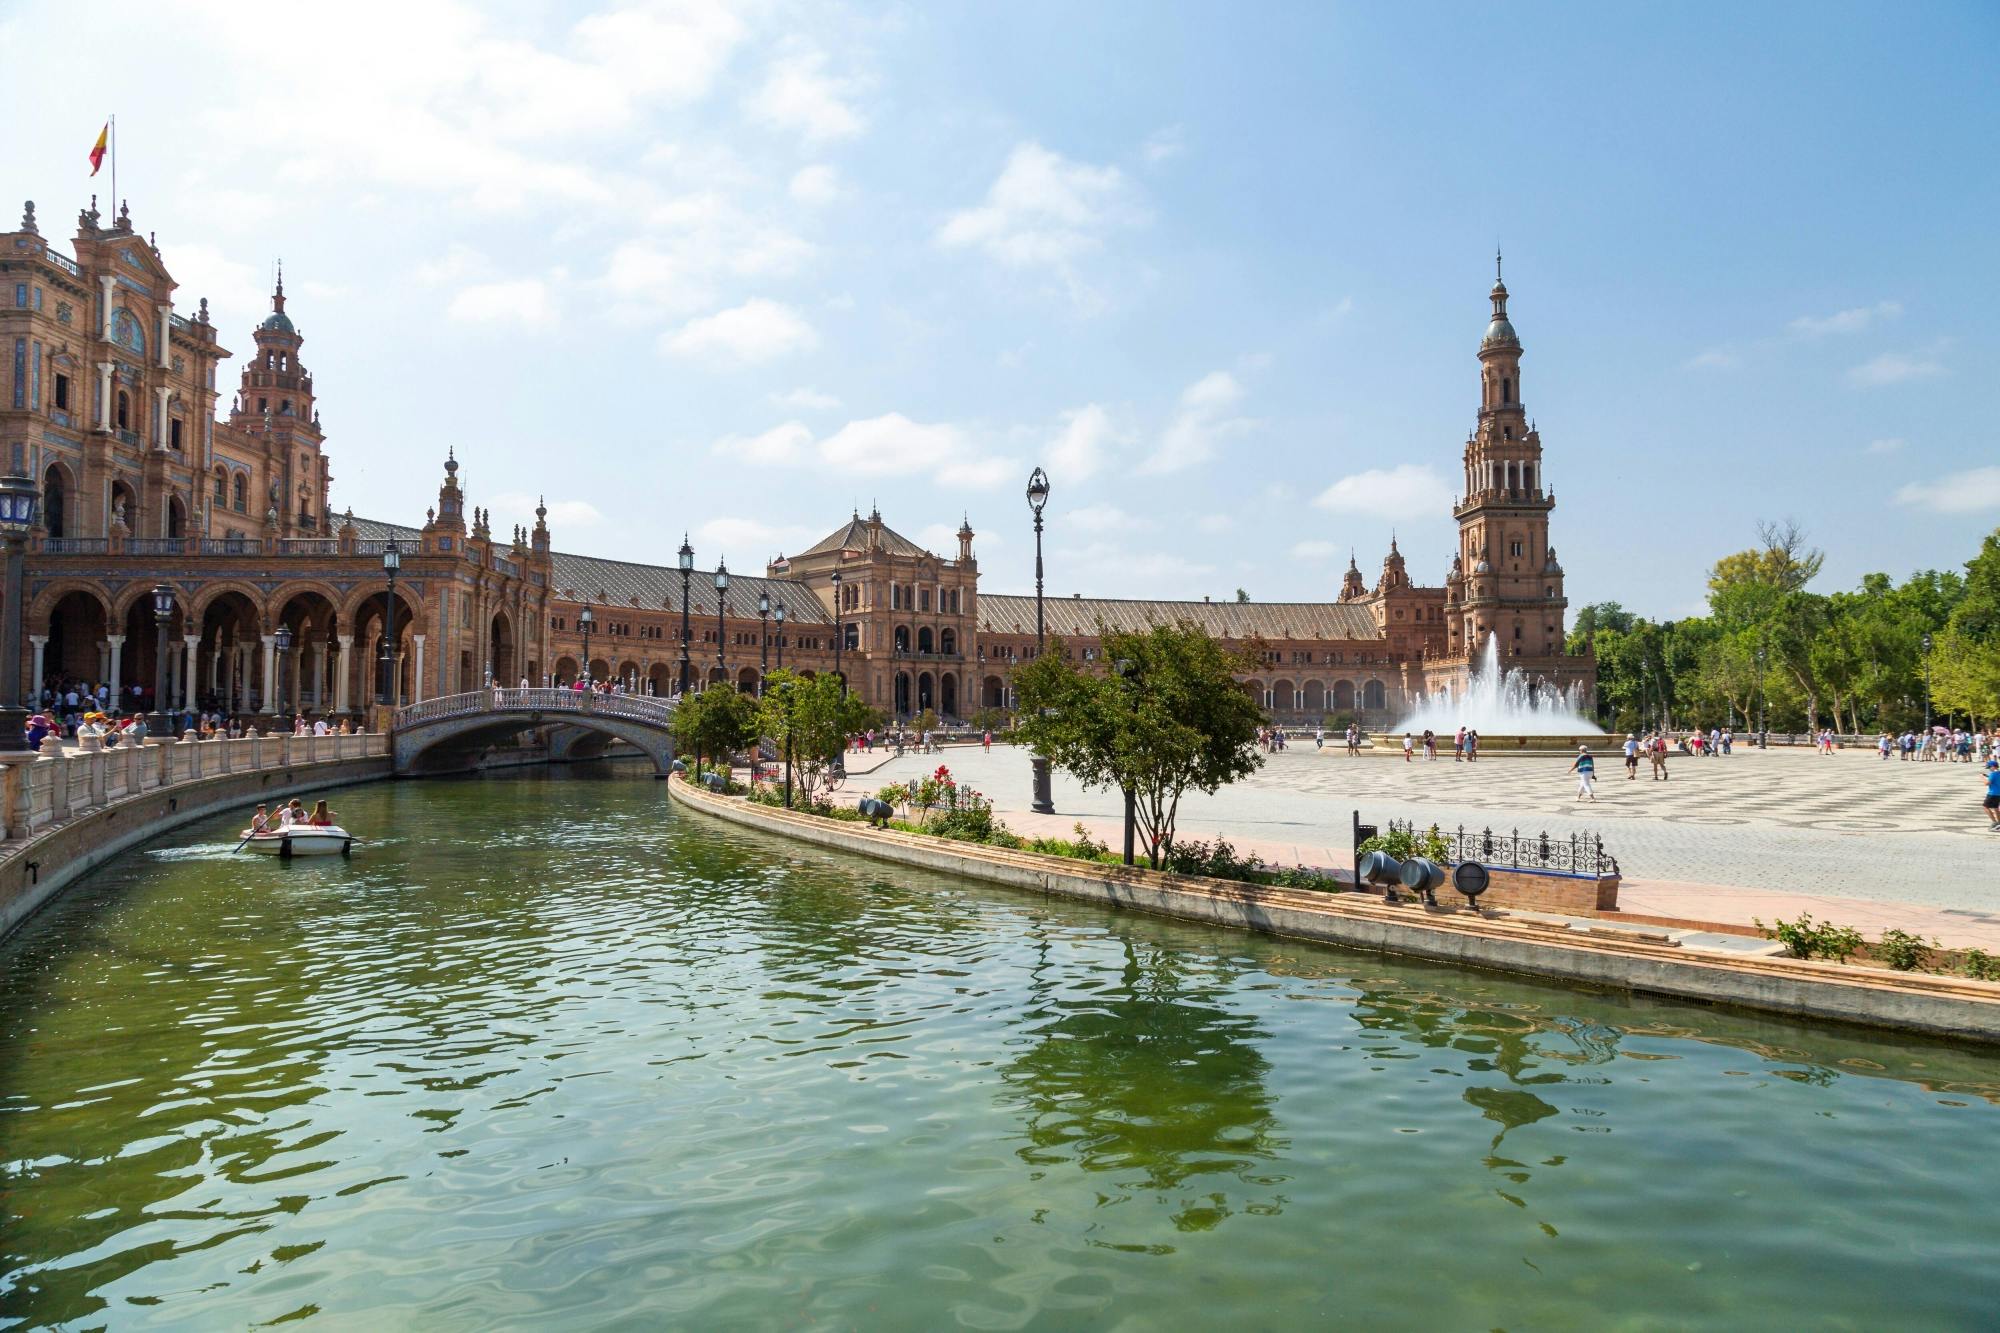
top-left (663, 298), bottom-right (817, 364)
top-left (1849, 348), bottom-right (1947, 387)
top-left (1067, 502), bottom-right (1148, 533)
top-left (1053, 541), bottom-right (1216, 599)
top-left (447, 277), bottom-right (556, 327)
top-left (1291, 539), bottom-right (1339, 559)
top-left (696, 515), bottom-right (813, 555)
top-left (789, 163), bottom-right (841, 205)
top-left (1313, 463), bottom-right (1452, 514)
top-left (1140, 125), bottom-right (1184, 164)
top-left (1864, 437), bottom-right (1906, 455)
top-left (1895, 466), bottom-right (2000, 514)
top-left (1685, 347), bottom-right (1741, 371)
top-left (817, 413), bottom-right (1012, 488)
top-left (711, 421), bottom-right (813, 465)
top-left (937, 141), bottom-right (1145, 270)
top-left (748, 50), bottom-right (865, 144)
top-left (1788, 300), bottom-right (1901, 337)
top-left (161, 243), bottom-right (268, 330)
top-left (772, 387), bottom-right (840, 411)
top-left (599, 202), bottom-right (815, 321)
top-left (1195, 514), bottom-right (1234, 535)
top-left (917, 522), bottom-right (1001, 554)
top-left (1141, 371), bottom-right (1254, 474)
top-left (488, 492), bottom-right (601, 533)
top-left (415, 243), bottom-right (487, 286)
top-left (1046, 404), bottom-right (1119, 481)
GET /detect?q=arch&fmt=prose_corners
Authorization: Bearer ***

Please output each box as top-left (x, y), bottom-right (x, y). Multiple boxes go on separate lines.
top-left (616, 659), bottom-right (640, 689)
top-left (894, 671), bottom-right (911, 716)
top-left (940, 627), bottom-right (957, 656)
top-left (941, 673), bottom-right (957, 719)
top-left (490, 608), bottom-right (517, 684)
top-left (231, 474), bottom-right (247, 513)
top-left (917, 671), bottom-right (935, 714)
top-left (1334, 680), bottom-right (1355, 711)
top-left (40, 461), bottom-right (72, 539)
top-left (1303, 680), bottom-right (1327, 715)
top-left (589, 657), bottom-right (611, 681)
top-left (273, 587), bottom-right (343, 715)
top-left (186, 578), bottom-right (276, 626)
top-left (982, 674), bottom-right (1005, 709)
top-left (1363, 680), bottom-right (1387, 712)
top-left (737, 666), bottom-right (760, 693)
top-left (705, 665), bottom-right (727, 688)
top-left (393, 698), bottom-right (678, 776)
top-left (109, 478), bottom-right (137, 530)
top-left (43, 588), bottom-right (111, 687)
top-left (917, 626), bottom-right (934, 654)
top-left (166, 494), bottom-right (187, 539)
top-left (211, 467), bottom-right (228, 509)
top-left (1272, 678), bottom-right (1296, 716)
top-left (337, 582), bottom-right (429, 635)
top-left (269, 578), bottom-right (348, 624)
top-left (26, 578), bottom-right (115, 631)
top-left (648, 662), bottom-right (672, 696)
top-left (893, 624), bottom-right (911, 653)
top-left (555, 655), bottom-right (580, 684)
top-left (115, 390), bottom-right (131, 430)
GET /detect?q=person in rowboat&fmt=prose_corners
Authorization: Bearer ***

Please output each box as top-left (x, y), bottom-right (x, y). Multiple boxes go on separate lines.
top-left (308, 800), bottom-right (337, 827)
top-left (248, 804), bottom-right (272, 835)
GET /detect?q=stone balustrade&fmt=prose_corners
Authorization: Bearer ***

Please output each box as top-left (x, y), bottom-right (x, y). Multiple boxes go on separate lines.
top-left (3, 732), bottom-right (389, 842)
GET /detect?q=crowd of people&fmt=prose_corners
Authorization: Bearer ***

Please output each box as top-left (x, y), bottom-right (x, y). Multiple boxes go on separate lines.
top-left (1874, 727), bottom-right (1995, 764)
top-left (245, 798), bottom-right (340, 836)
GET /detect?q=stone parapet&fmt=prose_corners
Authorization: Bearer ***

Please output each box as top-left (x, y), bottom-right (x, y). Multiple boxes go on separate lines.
top-left (664, 776), bottom-right (2000, 1046)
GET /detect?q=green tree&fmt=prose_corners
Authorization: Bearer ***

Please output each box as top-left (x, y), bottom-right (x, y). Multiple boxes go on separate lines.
top-left (757, 670), bottom-right (874, 808)
top-left (1013, 622), bottom-right (1265, 868)
top-left (1234, 588), bottom-right (1250, 603)
top-left (671, 684), bottom-right (761, 780)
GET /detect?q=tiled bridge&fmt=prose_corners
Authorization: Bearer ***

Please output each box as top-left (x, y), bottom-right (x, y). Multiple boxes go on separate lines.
top-left (392, 688), bottom-right (677, 774)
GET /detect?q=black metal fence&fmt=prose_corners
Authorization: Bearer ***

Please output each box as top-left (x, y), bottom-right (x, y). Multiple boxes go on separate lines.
top-left (1388, 819), bottom-right (1620, 877)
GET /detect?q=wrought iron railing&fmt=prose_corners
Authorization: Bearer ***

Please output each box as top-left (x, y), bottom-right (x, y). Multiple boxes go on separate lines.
top-left (356, 538), bottom-right (402, 555)
top-left (278, 538), bottom-right (339, 555)
top-left (1388, 818), bottom-right (1619, 877)
top-left (126, 537), bottom-right (186, 556)
top-left (42, 537), bottom-right (110, 554)
top-left (45, 249), bottom-right (82, 276)
top-left (394, 687), bottom-right (678, 730)
top-left (200, 537), bottom-right (262, 555)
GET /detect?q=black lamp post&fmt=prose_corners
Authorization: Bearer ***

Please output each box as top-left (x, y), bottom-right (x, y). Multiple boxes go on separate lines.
top-left (774, 602), bottom-right (786, 671)
top-left (149, 584), bottom-right (177, 738)
top-left (715, 558), bottom-right (729, 689)
top-left (0, 473), bottom-right (40, 753)
top-left (1115, 655), bottom-right (1140, 865)
top-left (777, 678), bottom-right (795, 810)
top-left (757, 591), bottom-right (770, 694)
top-left (830, 569), bottom-right (845, 697)
top-left (1922, 631), bottom-right (1933, 733)
top-left (578, 605), bottom-right (594, 685)
top-left (1026, 466), bottom-right (1054, 814)
top-left (1755, 644), bottom-right (1767, 748)
top-left (677, 534), bottom-right (693, 696)
top-left (273, 623), bottom-right (293, 717)
top-left (381, 540), bottom-right (400, 707)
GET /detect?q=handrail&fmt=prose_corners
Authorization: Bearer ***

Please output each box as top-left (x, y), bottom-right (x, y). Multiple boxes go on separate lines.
top-left (394, 687), bottom-right (678, 730)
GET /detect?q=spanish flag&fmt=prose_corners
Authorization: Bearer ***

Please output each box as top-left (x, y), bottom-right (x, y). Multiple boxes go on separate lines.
top-left (89, 122), bottom-right (109, 176)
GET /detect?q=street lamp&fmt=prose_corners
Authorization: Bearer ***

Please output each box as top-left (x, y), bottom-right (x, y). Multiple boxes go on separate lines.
top-left (757, 590), bottom-right (770, 693)
top-left (1755, 644), bottom-right (1767, 748)
top-left (0, 473), bottom-right (40, 753)
top-left (1026, 466), bottom-right (1054, 815)
top-left (381, 540), bottom-right (400, 708)
top-left (677, 534), bottom-right (693, 696)
top-left (149, 584), bottom-right (177, 738)
top-left (578, 604), bottom-right (594, 685)
top-left (715, 558), bottom-right (729, 687)
top-left (273, 623), bottom-right (293, 716)
top-left (1922, 631), bottom-right (1933, 733)
top-left (1115, 656), bottom-right (1140, 865)
top-left (774, 601), bottom-right (786, 671)
top-left (830, 569), bottom-right (845, 698)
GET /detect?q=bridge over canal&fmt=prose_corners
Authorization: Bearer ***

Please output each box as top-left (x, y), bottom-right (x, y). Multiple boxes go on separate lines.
top-left (393, 688), bottom-right (678, 774)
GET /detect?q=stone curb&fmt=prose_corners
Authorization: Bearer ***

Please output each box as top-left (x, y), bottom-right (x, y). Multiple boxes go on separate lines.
top-left (665, 776), bottom-right (2000, 1047)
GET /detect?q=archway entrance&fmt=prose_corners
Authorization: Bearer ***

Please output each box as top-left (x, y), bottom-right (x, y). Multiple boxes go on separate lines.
top-left (894, 671), bottom-right (910, 716)
top-left (941, 673), bottom-right (957, 719)
top-left (44, 590), bottom-right (110, 694)
top-left (490, 610), bottom-right (516, 685)
top-left (41, 465), bottom-right (68, 539)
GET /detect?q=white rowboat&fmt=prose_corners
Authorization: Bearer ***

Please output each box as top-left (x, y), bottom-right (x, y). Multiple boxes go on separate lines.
top-left (240, 825), bottom-right (355, 857)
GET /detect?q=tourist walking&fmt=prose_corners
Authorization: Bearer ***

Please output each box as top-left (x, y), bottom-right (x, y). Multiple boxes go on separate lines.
top-left (1402, 733), bottom-right (1413, 762)
top-left (1466, 729), bottom-right (1479, 762)
top-left (1649, 732), bottom-right (1669, 781)
top-left (1568, 745), bottom-right (1597, 801)
top-left (1422, 728), bottom-right (1437, 760)
top-left (1623, 733), bottom-right (1639, 779)
top-left (1454, 726), bottom-right (1465, 762)
top-left (1984, 760), bottom-right (2000, 831)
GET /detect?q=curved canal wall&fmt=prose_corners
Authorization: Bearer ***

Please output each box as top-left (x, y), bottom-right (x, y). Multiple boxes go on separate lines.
top-left (0, 733), bottom-right (392, 942)
top-left (665, 775), bottom-right (2000, 1045)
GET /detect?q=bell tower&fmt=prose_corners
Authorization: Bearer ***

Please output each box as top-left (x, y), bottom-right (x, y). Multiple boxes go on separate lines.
top-left (225, 264), bottom-right (329, 537)
top-left (1453, 254), bottom-right (1566, 659)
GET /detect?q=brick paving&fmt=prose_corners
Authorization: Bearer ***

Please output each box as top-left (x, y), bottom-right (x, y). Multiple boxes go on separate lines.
top-left (854, 742), bottom-right (2000, 949)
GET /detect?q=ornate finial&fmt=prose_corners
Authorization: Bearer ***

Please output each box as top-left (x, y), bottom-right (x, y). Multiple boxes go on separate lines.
top-left (198, 296), bottom-right (209, 323)
top-left (1495, 247), bottom-right (1502, 283)
top-left (149, 230), bottom-right (157, 250)
top-left (444, 446), bottom-right (458, 477)
top-left (535, 495), bottom-right (546, 521)
top-left (20, 200), bottom-right (37, 235)
top-left (118, 198), bottom-right (130, 228)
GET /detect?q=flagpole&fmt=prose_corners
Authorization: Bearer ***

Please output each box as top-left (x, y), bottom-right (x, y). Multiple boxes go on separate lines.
top-left (110, 114), bottom-right (117, 226)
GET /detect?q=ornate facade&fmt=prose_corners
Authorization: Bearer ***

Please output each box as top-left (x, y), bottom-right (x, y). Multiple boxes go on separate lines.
top-left (1, 197), bottom-right (1590, 728)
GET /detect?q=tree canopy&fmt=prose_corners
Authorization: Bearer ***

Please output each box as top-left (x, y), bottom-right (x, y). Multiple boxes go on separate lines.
top-left (756, 669), bottom-right (875, 808)
top-left (1013, 621), bottom-right (1265, 868)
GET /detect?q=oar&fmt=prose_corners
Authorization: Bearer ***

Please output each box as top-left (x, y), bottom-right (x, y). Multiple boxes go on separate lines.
top-left (231, 833), bottom-right (253, 853)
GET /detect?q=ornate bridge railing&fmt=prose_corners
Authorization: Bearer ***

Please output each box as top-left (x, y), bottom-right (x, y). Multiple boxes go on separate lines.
top-left (394, 688), bottom-right (678, 731)
top-left (1388, 818), bottom-right (1619, 877)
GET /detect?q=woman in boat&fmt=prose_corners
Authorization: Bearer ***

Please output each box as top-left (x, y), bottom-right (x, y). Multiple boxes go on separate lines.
top-left (308, 800), bottom-right (336, 827)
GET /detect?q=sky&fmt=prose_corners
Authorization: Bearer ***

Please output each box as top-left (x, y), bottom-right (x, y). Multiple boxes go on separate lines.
top-left (8, 1), bottom-right (1997, 616)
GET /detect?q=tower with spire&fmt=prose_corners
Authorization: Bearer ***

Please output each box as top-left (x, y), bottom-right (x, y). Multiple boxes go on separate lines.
top-left (1449, 254), bottom-right (1566, 660)
top-left (224, 264), bottom-right (330, 538)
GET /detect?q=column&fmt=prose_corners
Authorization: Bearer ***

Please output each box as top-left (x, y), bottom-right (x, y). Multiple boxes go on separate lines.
top-left (311, 638), bottom-right (325, 709)
top-left (158, 304), bottom-right (171, 369)
top-left (234, 643), bottom-right (251, 713)
top-left (411, 635), bottom-right (426, 705)
top-left (334, 635), bottom-right (352, 713)
top-left (28, 636), bottom-right (45, 699)
top-left (182, 637), bottom-right (199, 710)
top-left (154, 386), bottom-right (170, 451)
top-left (96, 362), bottom-right (114, 432)
top-left (99, 276), bottom-right (115, 339)
top-left (105, 635), bottom-right (124, 702)
top-left (260, 635), bottom-right (277, 713)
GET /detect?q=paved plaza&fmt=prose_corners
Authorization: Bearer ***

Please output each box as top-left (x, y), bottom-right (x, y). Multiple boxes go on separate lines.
top-left (855, 742), bottom-right (2000, 949)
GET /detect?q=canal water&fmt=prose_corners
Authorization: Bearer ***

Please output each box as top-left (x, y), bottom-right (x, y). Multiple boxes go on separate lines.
top-left (2, 767), bottom-right (1995, 1329)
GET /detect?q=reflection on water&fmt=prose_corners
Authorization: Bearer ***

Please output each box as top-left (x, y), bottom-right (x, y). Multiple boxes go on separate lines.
top-left (1, 765), bottom-right (1996, 1329)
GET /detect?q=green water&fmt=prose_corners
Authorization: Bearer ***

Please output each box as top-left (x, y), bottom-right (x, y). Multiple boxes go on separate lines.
top-left (2, 768), bottom-right (1996, 1330)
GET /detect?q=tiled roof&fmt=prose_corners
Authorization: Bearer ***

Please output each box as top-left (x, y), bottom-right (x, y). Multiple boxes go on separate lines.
top-left (351, 517), bottom-right (830, 623)
top-left (793, 513), bottom-right (930, 560)
top-left (975, 594), bottom-right (1383, 642)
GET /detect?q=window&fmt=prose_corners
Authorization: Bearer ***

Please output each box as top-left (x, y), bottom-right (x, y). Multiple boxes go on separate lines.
top-left (169, 419), bottom-right (183, 451)
top-left (920, 588), bottom-right (930, 612)
top-left (213, 470), bottom-right (227, 506)
top-left (53, 373), bottom-right (70, 411)
top-left (116, 391), bottom-right (130, 429)
top-left (258, 397), bottom-right (268, 413)
top-left (1501, 377), bottom-right (1511, 403)
top-left (1509, 540), bottom-right (1523, 558)
top-left (232, 474), bottom-right (247, 512)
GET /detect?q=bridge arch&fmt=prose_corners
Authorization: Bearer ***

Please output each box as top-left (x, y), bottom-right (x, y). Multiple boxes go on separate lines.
top-left (392, 689), bottom-right (677, 775)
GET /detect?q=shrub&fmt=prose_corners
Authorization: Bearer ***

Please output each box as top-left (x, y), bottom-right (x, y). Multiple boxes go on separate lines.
top-left (1874, 928), bottom-right (1936, 973)
top-left (1755, 914), bottom-right (1865, 963)
top-left (1961, 949), bottom-right (2000, 982)
top-left (1355, 825), bottom-right (1450, 863)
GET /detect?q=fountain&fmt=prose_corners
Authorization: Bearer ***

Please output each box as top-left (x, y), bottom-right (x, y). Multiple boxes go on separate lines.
top-left (1383, 635), bottom-right (1604, 754)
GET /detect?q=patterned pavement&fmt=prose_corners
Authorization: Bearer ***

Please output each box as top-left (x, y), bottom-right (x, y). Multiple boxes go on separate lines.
top-left (857, 743), bottom-right (2000, 945)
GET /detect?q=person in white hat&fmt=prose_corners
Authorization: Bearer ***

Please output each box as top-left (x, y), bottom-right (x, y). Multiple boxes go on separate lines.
top-left (1567, 744), bottom-right (1597, 802)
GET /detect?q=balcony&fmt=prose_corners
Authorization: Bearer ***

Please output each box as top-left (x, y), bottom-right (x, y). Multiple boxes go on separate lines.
top-left (42, 537), bottom-right (109, 555)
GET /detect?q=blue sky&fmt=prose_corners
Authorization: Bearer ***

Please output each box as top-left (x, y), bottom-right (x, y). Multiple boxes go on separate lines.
top-left (9, 1), bottom-right (1995, 615)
